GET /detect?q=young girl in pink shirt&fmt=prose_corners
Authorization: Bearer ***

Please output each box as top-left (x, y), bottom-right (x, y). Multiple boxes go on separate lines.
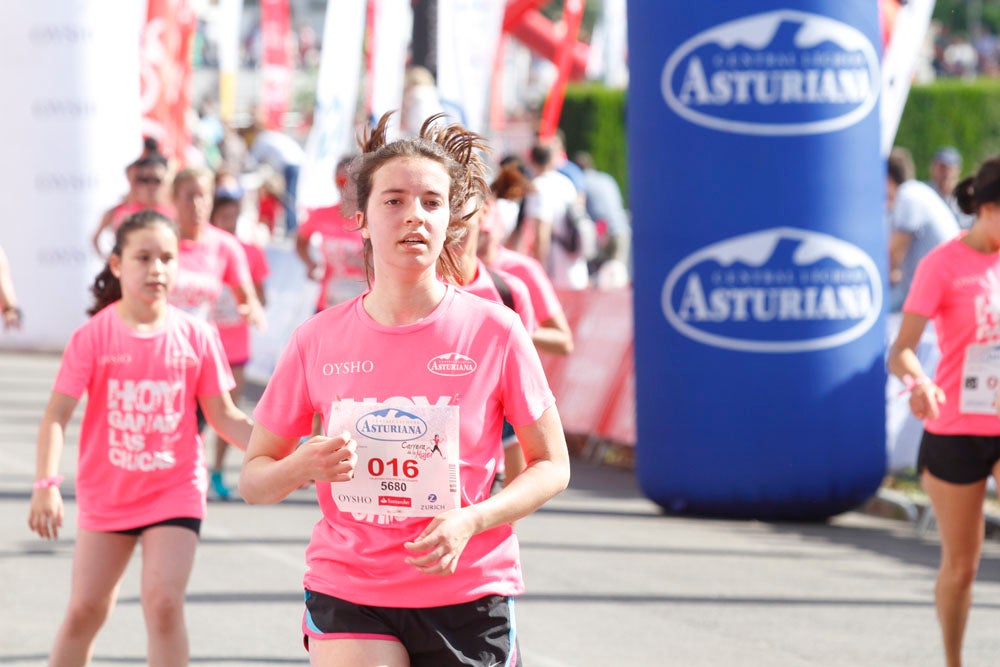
top-left (240, 113), bottom-right (571, 667)
top-left (28, 211), bottom-right (254, 666)
top-left (889, 156), bottom-right (1000, 667)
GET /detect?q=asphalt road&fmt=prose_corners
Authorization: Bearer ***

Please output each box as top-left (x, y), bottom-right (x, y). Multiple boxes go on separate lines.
top-left (4, 349), bottom-right (1000, 666)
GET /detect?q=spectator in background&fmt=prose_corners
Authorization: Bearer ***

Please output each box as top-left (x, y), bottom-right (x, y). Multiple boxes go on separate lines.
top-left (518, 143), bottom-right (589, 290)
top-left (547, 130), bottom-right (585, 195)
top-left (400, 66), bottom-right (444, 138)
top-left (929, 146), bottom-right (974, 229)
top-left (248, 126), bottom-right (305, 236)
top-left (572, 151), bottom-right (631, 282)
top-left (0, 244), bottom-right (22, 330)
top-left (887, 146), bottom-right (961, 311)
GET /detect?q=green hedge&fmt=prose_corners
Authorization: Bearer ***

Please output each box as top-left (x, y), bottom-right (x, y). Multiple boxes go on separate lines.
top-left (893, 78), bottom-right (1000, 180)
top-left (556, 78), bottom-right (1000, 201)
top-left (559, 83), bottom-right (629, 204)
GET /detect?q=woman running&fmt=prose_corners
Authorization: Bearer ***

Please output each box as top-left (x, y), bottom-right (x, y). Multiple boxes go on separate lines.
top-left (239, 113), bottom-right (570, 666)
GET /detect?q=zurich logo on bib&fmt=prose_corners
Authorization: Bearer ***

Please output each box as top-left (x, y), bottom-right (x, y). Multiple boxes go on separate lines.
top-left (661, 10), bottom-right (880, 136)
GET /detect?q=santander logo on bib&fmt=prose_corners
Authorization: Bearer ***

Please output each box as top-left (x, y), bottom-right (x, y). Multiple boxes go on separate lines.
top-left (427, 353), bottom-right (477, 377)
top-left (661, 10), bottom-right (880, 136)
top-left (661, 227), bottom-right (882, 353)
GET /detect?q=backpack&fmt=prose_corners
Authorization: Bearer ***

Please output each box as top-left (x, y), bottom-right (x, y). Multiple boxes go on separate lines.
top-left (555, 201), bottom-right (597, 260)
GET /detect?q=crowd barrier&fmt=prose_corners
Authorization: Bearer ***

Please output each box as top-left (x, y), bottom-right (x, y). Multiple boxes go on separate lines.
top-left (545, 289), bottom-right (929, 474)
top-left (543, 288), bottom-right (636, 455)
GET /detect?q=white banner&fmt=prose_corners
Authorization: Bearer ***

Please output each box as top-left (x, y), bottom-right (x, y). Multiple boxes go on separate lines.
top-left (0, 3), bottom-right (145, 351)
top-left (436, 0), bottom-right (505, 134)
top-left (369, 0), bottom-right (412, 135)
top-left (880, 0), bottom-right (936, 157)
top-left (217, 0), bottom-right (245, 121)
top-left (587, 0), bottom-right (628, 89)
top-left (297, 0), bottom-right (367, 210)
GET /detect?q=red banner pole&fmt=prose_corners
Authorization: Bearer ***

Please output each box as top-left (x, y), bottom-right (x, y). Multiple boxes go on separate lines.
top-left (537, 0), bottom-right (584, 141)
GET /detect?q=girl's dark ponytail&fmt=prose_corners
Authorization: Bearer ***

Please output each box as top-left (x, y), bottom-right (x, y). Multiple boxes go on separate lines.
top-left (954, 176), bottom-right (977, 216)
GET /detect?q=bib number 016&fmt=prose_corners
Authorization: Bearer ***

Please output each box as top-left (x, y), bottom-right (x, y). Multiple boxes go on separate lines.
top-left (368, 457), bottom-right (419, 479)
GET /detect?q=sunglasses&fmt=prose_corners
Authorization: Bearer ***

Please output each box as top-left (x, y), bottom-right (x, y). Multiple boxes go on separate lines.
top-left (137, 176), bottom-right (162, 185)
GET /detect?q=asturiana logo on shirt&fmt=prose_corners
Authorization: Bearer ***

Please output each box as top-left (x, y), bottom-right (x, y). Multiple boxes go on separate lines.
top-left (661, 10), bottom-right (880, 136)
top-left (661, 227), bottom-right (882, 353)
top-left (427, 353), bottom-right (477, 377)
top-left (356, 408), bottom-right (428, 442)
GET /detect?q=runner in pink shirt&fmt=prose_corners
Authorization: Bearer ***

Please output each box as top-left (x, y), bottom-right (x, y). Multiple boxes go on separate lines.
top-left (240, 113), bottom-right (570, 667)
top-left (91, 153), bottom-right (173, 258)
top-left (452, 196), bottom-right (536, 333)
top-left (478, 197), bottom-right (575, 490)
top-left (481, 197), bottom-right (573, 356)
top-left (168, 168), bottom-right (264, 328)
top-left (208, 193), bottom-right (271, 499)
top-left (28, 211), bottom-right (254, 666)
top-left (888, 156), bottom-right (1000, 667)
top-left (296, 155), bottom-right (367, 312)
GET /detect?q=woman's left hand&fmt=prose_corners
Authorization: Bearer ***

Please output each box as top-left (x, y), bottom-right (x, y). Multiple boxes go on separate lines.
top-left (403, 508), bottom-right (478, 575)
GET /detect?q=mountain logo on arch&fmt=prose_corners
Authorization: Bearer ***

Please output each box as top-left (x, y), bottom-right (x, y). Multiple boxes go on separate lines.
top-left (661, 10), bottom-right (880, 136)
top-left (661, 227), bottom-right (882, 353)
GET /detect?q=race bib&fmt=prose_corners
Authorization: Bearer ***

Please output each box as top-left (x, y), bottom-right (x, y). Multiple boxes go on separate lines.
top-left (327, 402), bottom-right (460, 517)
top-left (960, 343), bottom-right (1000, 415)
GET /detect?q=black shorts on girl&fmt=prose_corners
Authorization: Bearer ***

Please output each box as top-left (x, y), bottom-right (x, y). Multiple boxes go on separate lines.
top-left (112, 516), bottom-right (202, 536)
top-left (918, 430), bottom-right (1000, 484)
top-left (302, 589), bottom-right (522, 667)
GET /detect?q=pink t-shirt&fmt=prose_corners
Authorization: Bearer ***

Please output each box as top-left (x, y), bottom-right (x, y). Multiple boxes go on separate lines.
top-left (298, 206), bottom-right (367, 310)
top-left (53, 304), bottom-right (235, 531)
top-left (904, 236), bottom-right (1000, 435)
top-left (170, 224), bottom-right (251, 321)
top-left (462, 259), bottom-right (537, 332)
top-left (212, 240), bottom-right (270, 365)
top-left (493, 246), bottom-right (564, 324)
top-left (253, 284), bottom-right (555, 607)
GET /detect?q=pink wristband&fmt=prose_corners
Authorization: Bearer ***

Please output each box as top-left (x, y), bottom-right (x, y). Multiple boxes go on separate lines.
top-left (33, 475), bottom-right (64, 490)
top-left (900, 374), bottom-right (931, 396)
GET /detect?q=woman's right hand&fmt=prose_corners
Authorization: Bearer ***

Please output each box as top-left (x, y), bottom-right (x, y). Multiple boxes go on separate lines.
top-left (28, 488), bottom-right (63, 540)
top-left (295, 431), bottom-right (358, 484)
top-left (909, 381), bottom-right (946, 421)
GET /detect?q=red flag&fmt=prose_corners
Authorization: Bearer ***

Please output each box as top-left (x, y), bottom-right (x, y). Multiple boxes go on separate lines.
top-left (260, 0), bottom-right (292, 129)
top-left (141, 0), bottom-right (195, 163)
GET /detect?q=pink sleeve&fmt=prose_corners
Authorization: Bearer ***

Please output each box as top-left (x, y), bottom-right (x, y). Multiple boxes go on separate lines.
top-left (222, 235), bottom-right (252, 288)
top-left (52, 325), bottom-right (94, 399)
top-left (252, 329), bottom-right (317, 438)
top-left (500, 317), bottom-right (555, 427)
top-left (197, 324), bottom-right (236, 397)
top-left (902, 252), bottom-right (945, 318)
top-left (245, 244), bottom-right (270, 282)
top-left (521, 258), bottom-right (563, 323)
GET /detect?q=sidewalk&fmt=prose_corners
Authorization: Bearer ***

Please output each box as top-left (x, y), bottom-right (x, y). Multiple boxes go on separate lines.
top-left (5, 349), bottom-right (1000, 665)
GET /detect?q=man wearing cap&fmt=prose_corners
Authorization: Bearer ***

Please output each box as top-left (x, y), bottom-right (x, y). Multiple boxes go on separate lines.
top-left (928, 146), bottom-right (973, 228)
